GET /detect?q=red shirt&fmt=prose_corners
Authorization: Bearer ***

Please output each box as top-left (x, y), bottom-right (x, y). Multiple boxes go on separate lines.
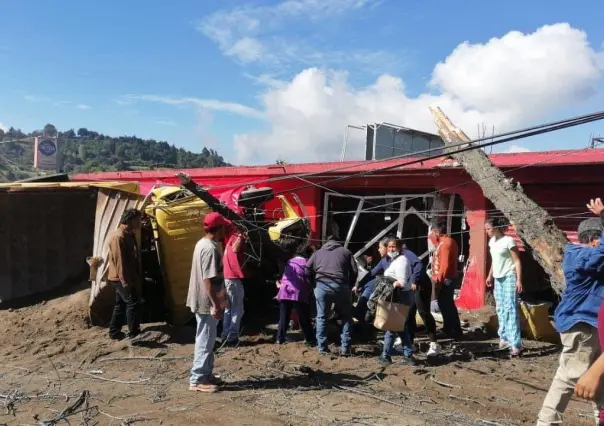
top-left (223, 229), bottom-right (245, 279)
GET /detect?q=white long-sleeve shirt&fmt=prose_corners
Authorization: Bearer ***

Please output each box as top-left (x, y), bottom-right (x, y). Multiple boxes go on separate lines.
top-left (384, 254), bottom-right (412, 291)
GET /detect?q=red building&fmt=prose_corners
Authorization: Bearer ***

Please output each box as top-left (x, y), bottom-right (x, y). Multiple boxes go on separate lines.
top-left (74, 148), bottom-right (604, 311)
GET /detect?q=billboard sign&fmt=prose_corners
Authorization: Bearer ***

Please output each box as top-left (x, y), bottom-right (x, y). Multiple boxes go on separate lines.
top-left (34, 137), bottom-right (58, 170)
top-left (365, 123), bottom-right (445, 160)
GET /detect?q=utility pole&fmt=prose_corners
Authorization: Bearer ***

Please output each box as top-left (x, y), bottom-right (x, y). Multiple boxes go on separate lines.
top-left (430, 106), bottom-right (569, 295)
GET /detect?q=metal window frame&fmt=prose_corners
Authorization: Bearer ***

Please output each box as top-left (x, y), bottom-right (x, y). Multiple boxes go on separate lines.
top-left (322, 192), bottom-right (442, 261)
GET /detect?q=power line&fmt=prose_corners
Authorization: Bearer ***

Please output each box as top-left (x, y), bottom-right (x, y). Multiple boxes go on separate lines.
top-left (228, 142), bottom-right (602, 223)
top-left (199, 109), bottom-right (604, 194)
top-left (220, 145), bottom-right (600, 247)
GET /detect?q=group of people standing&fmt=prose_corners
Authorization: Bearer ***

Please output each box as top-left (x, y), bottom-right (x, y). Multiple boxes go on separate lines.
top-left (103, 206), bottom-right (469, 392)
top-left (99, 192), bottom-right (604, 421)
top-left (273, 222), bottom-right (467, 364)
top-left (182, 210), bottom-right (472, 394)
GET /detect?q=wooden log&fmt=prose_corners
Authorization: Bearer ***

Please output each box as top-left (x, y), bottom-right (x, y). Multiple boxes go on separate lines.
top-left (429, 106), bottom-right (568, 294)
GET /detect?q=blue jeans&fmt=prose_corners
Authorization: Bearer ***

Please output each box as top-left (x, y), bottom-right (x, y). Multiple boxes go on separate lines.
top-left (190, 313), bottom-right (218, 385)
top-left (315, 282), bottom-right (353, 352)
top-left (382, 325), bottom-right (414, 358)
top-left (354, 279), bottom-right (376, 322)
top-left (221, 279), bottom-right (244, 342)
top-left (382, 289), bottom-right (415, 358)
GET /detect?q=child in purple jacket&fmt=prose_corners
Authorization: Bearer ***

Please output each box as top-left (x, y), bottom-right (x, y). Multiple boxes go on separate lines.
top-left (276, 245), bottom-right (316, 345)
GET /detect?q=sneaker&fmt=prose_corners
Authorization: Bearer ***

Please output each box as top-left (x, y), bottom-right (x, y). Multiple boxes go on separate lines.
top-left (427, 342), bottom-right (441, 357)
top-left (377, 355), bottom-right (393, 366)
top-left (499, 340), bottom-right (510, 350)
top-left (510, 347), bottom-right (522, 357)
top-left (303, 340), bottom-right (317, 348)
top-left (224, 339), bottom-right (240, 348)
top-left (394, 337), bottom-right (403, 347)
top-left (189, 380), bottom-right (218, 393)
top-left (400, 355), bottom-right (418, 367)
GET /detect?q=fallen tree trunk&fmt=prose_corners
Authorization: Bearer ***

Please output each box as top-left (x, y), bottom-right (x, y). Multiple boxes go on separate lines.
top-left (429, 106), bottom-right (568, 295)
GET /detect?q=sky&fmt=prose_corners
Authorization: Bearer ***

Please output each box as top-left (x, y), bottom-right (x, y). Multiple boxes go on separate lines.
top-left (1, 0), bottom-right (604, 165)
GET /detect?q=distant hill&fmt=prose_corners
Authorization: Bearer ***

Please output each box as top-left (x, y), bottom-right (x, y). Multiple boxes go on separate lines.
top-left (0, 123), bottom-right (229, 182)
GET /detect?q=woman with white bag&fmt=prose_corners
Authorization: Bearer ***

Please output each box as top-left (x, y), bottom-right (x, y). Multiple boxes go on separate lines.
top-left (373, 237), bottom-right (417, 366)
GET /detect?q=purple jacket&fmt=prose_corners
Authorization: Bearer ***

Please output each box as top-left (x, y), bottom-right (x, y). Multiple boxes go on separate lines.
top-left (278, 256), bottom-right (311, 303)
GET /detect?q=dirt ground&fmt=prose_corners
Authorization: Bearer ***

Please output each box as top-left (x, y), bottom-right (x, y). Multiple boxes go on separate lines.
top-left (0, 289), bottom-right (595, 426)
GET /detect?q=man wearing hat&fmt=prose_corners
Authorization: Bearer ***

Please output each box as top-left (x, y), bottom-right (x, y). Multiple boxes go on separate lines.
top-left (187, 212), bottom-right (229, 393)
top-left (538, 214), bottom-right (604, 425)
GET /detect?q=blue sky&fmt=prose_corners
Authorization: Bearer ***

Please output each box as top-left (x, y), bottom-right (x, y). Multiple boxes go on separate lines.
top-left (1, 0), bottom-right (604, 164)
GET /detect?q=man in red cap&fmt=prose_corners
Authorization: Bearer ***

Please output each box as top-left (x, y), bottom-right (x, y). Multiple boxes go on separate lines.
top-left (187, 212), bottom-right (229, 393)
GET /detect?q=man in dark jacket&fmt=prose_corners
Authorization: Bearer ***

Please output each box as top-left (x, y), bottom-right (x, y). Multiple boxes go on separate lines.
top-left (307, 234), bottom-right (358, 355)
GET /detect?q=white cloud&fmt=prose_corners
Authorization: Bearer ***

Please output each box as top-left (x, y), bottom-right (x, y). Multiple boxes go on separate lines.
top-left (230, 23), bottom-right (603, 164)
top-left (226, 37), bottom-right (265, 63)
top-left (504, 145), bottom-right (532, 153)
top-left (198, 0), bottom-right (400, 73)
top-left (0, 122), bottom-right (6, 132)
top-left (132, 95), bottom-right (264, 119)
top-left (76, 104), bottom-right (91, 110)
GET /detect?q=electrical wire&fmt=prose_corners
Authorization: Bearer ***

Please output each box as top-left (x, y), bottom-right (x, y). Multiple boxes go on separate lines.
top-left (264, 111), bottom-right (604, 201)
top-left (268, 211), bottom-right (593, 246)
top-left (237, 142), bottom-right (602, 225)
top-left (198, 109), bottom-right (604, 194)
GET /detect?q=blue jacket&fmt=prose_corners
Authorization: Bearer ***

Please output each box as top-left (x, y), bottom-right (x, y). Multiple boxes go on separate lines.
top-left (358, 248), bottom-right (424, 289)
top-left (554, 236), bottom-right (604, 333)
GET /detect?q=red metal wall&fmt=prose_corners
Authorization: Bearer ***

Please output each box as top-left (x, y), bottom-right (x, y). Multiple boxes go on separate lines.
top-left (73, 152), bottom-right (604, 310)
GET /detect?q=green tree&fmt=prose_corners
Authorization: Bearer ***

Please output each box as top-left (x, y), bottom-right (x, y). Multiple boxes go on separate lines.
top-left (43, 123), bottom-right (57, 137)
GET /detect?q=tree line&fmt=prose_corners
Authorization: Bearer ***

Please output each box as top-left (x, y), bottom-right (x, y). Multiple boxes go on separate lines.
top-left (0, 124), bottom-right (229, 182)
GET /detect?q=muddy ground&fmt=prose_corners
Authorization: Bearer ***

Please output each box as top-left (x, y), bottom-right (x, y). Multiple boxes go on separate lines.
top-left (0, 289), bottom-right (594, 425)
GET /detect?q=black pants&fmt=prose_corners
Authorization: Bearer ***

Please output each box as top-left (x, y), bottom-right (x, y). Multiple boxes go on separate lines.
top-left (408, 281), bottom-right (438, 342)
top-left (437, 280), bottom-right (462, 338)
top-left (278, 300), bottom-right (314, 344)
top-left (108, 282), bottom-right (140, 338)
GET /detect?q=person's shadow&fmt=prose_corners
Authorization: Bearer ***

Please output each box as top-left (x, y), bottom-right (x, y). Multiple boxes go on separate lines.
top-left (221, 367), bottom-right (386, 392)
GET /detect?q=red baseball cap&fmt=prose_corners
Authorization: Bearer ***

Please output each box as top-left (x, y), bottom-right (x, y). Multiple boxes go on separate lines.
top-left (203, 212), bottom-right (230, 230)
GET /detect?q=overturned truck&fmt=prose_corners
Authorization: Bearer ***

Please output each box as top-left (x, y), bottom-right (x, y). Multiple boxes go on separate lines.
top-left (89, 176), bottom-right (310, 326)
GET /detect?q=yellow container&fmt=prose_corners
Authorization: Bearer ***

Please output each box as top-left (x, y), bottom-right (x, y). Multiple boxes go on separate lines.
top-left (146, 188), bottom-right (212, 325)
top-left (519, 301), bottom-right (560, 344)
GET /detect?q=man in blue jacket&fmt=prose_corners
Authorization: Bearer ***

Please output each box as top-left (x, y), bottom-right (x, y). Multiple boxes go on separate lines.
top-left (354, 238), bottom-right (389, 322)
top-left (537, 215), bottom-right (604, 426)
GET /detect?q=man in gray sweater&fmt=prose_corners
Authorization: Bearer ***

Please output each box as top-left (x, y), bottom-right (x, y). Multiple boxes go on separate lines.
top-left (306, 235), bottom-right (358, 355)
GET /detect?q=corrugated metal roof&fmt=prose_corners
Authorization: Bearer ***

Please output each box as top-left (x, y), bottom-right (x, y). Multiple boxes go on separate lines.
top-left (0, 181), bottom-right (140, 194)
top-left (72, 148), bottom-right (604, 182)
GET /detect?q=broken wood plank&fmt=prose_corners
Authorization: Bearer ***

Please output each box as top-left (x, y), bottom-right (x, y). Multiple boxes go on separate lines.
top-left (429, 106), bottom-right (568, 294)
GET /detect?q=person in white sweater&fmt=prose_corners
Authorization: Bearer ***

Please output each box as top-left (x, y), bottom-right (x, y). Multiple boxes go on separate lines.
top-left (376, 237), bottom-right (417, 366)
